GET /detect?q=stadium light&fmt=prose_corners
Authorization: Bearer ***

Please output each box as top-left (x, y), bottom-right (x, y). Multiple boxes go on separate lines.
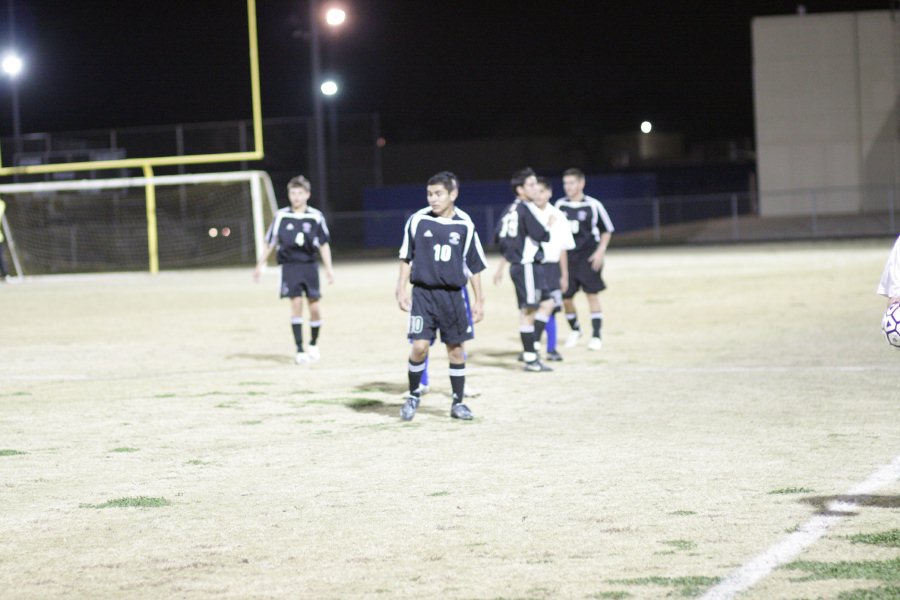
top-left (1, 52), bottom-right (22, 78)
top-left (640, 120), bottom-right (652, 134)
top-left (320, 80), bottom-right (338, 96)
top-left (325, 7), bottom-right (346, 27)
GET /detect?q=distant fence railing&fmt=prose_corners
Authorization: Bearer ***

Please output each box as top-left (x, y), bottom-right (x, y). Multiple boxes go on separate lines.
top-left (327, 184), bottom-right (900, 253)
top-left (0, 115), bottom-right (384, 215)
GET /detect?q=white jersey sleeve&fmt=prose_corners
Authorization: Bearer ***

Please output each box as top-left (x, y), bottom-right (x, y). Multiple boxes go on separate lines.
top-left (877, 234), bottom-right (900, 298)
top-left (555, 206), bottom-right (576, 251)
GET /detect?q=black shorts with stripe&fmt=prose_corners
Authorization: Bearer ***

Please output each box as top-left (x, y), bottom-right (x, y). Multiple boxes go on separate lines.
top-left (408, 286), bottom-right (473, 345)
top-left (280, 262), bottom-right (321, 299)
top-left (509, 263), bottom-right (553, 309)
top-left (563, 250), bottom-right (606, 298)
top-left (541, 262), bottom-right (564, 308)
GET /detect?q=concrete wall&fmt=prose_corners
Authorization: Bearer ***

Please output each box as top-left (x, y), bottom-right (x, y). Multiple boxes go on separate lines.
top-left (753, 10), bottom-right (898, 216)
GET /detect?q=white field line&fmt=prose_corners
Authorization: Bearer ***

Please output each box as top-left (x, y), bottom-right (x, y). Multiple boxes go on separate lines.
top-left (620, 365), bottom-right (895, 374)
top-left (1, 363), bottom-right (893, 384)
top-left (0, 364), bottom-right (422, 383)
top-left (3, 374), bottom-right (90, 381)
top-left (701, 455), bottom-right (900, 600)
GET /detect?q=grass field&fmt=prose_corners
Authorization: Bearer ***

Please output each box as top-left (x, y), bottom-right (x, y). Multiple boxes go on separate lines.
top-left (1, 240), bottom-right (898, 599)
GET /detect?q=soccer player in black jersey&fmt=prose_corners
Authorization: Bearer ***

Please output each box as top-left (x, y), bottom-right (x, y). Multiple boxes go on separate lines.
top-left (555, 168), bottom-right (614, 351)
top-left (254, 175), bottom-right (335, 364)
top-left (396, 172), bottom-right (487, 421)
top-left (492, 168), bottom-right (555, 372)
top-left (412, 172), bottom-right (480, 398)
top-left (532, 176), bottom-right (576, 361)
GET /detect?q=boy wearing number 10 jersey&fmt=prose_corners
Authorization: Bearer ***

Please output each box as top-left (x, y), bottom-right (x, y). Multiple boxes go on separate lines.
top-left (395, 172), bottom-right (487, 421)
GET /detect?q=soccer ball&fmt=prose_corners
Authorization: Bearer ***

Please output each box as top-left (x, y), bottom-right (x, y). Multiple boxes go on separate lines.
top-left (882, 302), bottom-right (900, 349)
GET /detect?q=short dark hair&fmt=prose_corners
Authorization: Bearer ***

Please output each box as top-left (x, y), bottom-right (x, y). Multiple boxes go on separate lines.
top-left (510, 167), bottom-right (536, 194)
top-left (563, 168), bottom-right (585, 180)
top-left (287, 175), bottom-right (311, 192)
top-left (427, 171), bottom-right (458, 192)
top-left (536, 176), bottom-right (552, 191)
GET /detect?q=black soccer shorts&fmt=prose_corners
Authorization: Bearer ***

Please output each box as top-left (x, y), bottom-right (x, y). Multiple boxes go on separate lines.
top-left (280, 262), bottom-right (321, 299)
top-left (408, 286), bottom-right (473, 345)
top-left (563, 250), bottom-right (606, 298)
top-left (540, 261), bottom-right (564, 308)
top-left (510, 263), bottom-right (553, 309)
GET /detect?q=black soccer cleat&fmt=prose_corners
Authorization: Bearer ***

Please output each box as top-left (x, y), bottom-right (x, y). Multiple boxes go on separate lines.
top-left (545, 350), bottom-right (563, 361)
top-left (450, 403), bottom-right (473, 420)
top-left (524, 360), bottom-right (553, 372)
top-left (400, 394), bottom-right (421, 421)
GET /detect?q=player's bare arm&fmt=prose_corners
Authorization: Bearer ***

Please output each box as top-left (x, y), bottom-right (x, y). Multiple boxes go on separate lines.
top-left (253, 244), bottom-right (277, 282)
top-left (492, 256), bottom-right (508, 286)
top-left (319, 242), bottom-right (335, 284)
top-left (395, 261), bottom-right (412, 311)
top-left (559, 249), bottom-right (569, 294)
top-left (590, 232), bottom-right (612, 271)
top-left (469, 273), bottom-right (485, 323)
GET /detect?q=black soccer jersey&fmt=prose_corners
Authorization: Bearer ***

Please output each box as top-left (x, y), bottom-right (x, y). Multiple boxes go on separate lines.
top-left (494, 199), bottom-right (551, 264)
top-left (554, 195), bottom-right (614, 253)
top-left (265, 206), bottom-right (331, 264)
top-left (399, 207), bottom-right (487, 289)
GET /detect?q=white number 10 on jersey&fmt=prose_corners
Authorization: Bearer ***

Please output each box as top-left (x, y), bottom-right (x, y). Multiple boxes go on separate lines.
top-left (432, 243), bottom-right (452, 262)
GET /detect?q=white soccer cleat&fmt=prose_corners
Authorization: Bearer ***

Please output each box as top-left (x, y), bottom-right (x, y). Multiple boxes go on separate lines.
top-left (588, 337), bottom-right (603, 351)
top-left (306, 345), bottom-right (321, 362)
top-left (464, 386), bottom-right (481, 398)
top-left (415, 384), bottom-right (430, 395)
top-left (564, 331), bottom-right (582, 348)
top-left (295, 352), bottom-right (310, 364)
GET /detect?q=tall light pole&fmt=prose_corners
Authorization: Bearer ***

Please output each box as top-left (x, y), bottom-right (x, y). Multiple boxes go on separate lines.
top-left (4, 0), bottom-right (21, 158)
top-left (321, 79), bottom-right (339, 192)
top-left (309, 3), bottom-right (346, 215)
top-left (2, 52), bottom-right (22, 159)
top-left (310, 0), bottom-right (328, 213)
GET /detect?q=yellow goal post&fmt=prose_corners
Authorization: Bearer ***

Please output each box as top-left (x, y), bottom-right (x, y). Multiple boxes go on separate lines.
top-left (0, 0), bottom-right (265, 274)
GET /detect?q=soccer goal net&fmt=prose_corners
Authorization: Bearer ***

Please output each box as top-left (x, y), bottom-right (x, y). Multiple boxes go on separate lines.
top-left (0, 170), bottom-right (279, 275)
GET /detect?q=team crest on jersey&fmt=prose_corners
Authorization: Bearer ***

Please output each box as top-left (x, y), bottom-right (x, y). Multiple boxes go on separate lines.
top-left (423, 230), bottom-right (434, 238)
top-left (286, 223), bottom-right (295, 230)
top-left (448, 231), bottom-right (461, 245)
top-left (302, 222), bottom-right (312, 233)
top-left (578, 210), bottom-right (587, 221)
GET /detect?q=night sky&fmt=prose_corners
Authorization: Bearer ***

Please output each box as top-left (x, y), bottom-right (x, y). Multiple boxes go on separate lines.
top-left (0, 0), bottom-right (891, 143)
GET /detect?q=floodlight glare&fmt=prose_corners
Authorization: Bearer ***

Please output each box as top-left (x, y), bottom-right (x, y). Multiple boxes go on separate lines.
top-left (2, 53), bottom-right (23, 78)
top-left (325, 7), bottom-right (346, 26)
top-left (321, 80), bottom-right (339, 96)
top-left (640, 120), bottom-right (652, 134)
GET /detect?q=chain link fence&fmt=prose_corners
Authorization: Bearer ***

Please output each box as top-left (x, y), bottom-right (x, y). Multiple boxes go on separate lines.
top-left (0, 114), bottom-right (383, 213)
top-left (325, 185), bottom-right (900, 255)
top-left (2, 119), bottom-right (898, 266)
